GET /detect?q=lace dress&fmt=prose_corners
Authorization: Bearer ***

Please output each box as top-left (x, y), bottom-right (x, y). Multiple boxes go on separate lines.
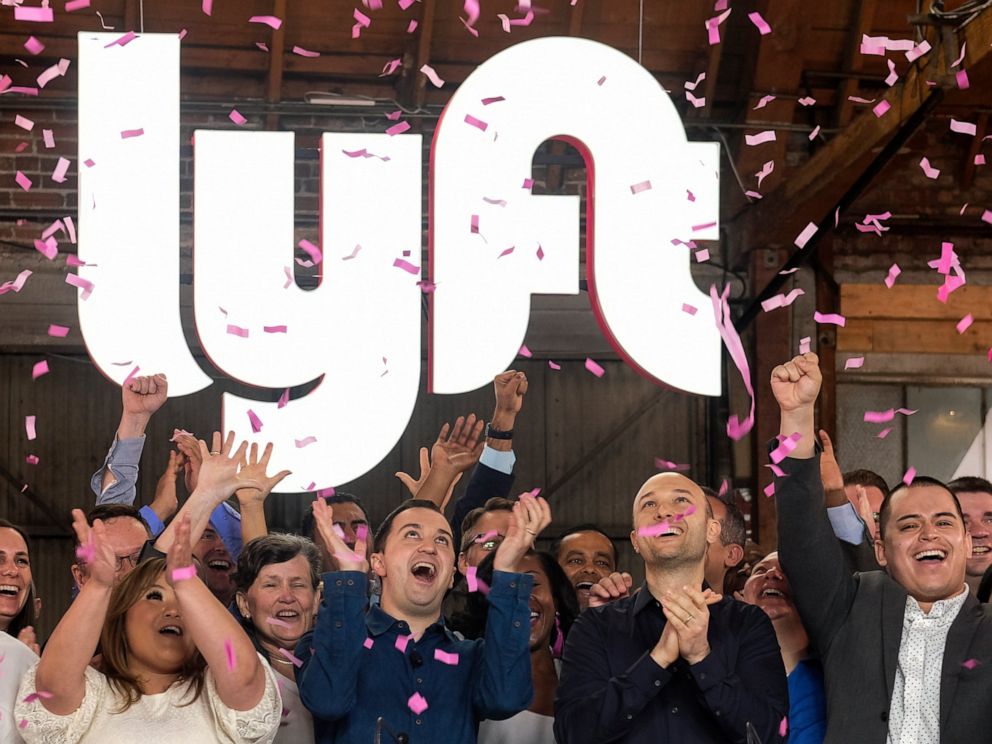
top-left (14, 653), bottom-right (282, 744)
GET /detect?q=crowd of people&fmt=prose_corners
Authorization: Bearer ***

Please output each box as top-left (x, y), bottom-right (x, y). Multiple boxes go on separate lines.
top-left (2, 356), bottom-right (991, 743)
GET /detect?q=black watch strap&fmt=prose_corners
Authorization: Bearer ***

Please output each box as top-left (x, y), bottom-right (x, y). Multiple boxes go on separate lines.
top-left (485, 423), bottom-right (514, 440)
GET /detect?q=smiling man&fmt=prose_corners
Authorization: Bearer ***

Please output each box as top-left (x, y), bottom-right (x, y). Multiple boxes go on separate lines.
top-left (554, 524), bottom-right (618, 609)
top-left (948, 476), bottom-right (992, 597)
top-left (772, 352), bottom-right (992, 743)
top-left (554, 473), bottom-right (787, 743)
top-left (297, 495), bottom-right (551, 744)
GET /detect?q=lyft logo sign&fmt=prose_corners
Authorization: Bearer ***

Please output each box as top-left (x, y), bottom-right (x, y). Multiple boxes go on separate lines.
top-left (76, 33), bottom-right (721, 491)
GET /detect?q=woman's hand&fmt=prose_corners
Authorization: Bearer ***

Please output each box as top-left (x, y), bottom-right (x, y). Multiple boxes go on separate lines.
top-left (493, 493), bottom-right (551, 572)
top-left (312, 498), bottom-right (368, 573)
top-left (71, 508), bottom-right (117, 588)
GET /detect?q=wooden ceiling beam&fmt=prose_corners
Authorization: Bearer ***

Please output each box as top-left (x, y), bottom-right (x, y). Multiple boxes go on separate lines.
top-left (833, 0), bottom-right (879, 127)
top-left (265, 0), bottom-right (288, 129)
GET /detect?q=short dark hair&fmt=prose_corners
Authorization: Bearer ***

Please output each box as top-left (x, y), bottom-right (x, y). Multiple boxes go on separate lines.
top-left (0, 520), bottom-right (35, 637)
top-left (707, 494), bottom-right (746, 548)
top-left (74, 505), bottom-right (151, 548)
top-left (552, 524), bottom-right (618, 566)
top-left (373, 499), bottom-right (450, 555)
top-left (843, 469), bottom-right (890, 495)
top-left (948, 476), bottom-right (992, 497)
top-left (878, 476), bottom-right (965, 539)
top-left (300, 491), bottom-right (368, 541)
top-left (234, 533), bottom-right (322, 592)
top-left (447, 550), bottom-right (579, 647)
top-left (460, 497), bottom-right (515, 552)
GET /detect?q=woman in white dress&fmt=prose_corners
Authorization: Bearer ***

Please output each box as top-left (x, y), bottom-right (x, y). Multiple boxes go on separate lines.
top-left (234, 533), bottom-right (321, 744)
top-left (449, 549), bottom-right (579, 744)
top-left (16, 443), bottom-right (283, 744)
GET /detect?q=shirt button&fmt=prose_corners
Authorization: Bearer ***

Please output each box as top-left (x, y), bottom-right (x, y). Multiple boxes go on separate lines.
top-left (335, 621), bottom-right (343, 629)
top-left (335, 580), bottom-right (343, 586)
top-left (715, 710), bottom-right (721, 717)
top-left (510, 581), bottom-right (517, 588)
top-left (699, 673), bottom-right (706, 680)
top-left (415, 719), bottom-right (422, 725)
top-left (347, 579), bottom-right (354, 586)
top-left (513, 621), bottom-right (521, 627)
top-left (654, 680), bottom-right (661, 687)
top-left (671, 707), bottom-right (678, 714)
top-left (417, 678), bottom-right (423, 684)
top-left (626, 714), bottom-right (633, 721)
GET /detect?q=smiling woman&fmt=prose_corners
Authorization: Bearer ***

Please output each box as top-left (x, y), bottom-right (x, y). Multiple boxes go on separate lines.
top-left (0, 520), bottom-right (35, 639)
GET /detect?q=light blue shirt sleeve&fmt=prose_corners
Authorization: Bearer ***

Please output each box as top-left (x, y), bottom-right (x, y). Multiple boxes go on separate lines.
top-left (210, 502), bottom-right (243, 561)
top-left (479, 445), bottom-right (515, 475)
top-left (89, 436), bottom-right (146, 505)
top-left (139, 505), bottom-right (165, 537)
top-left (827, 502), bottom-right (867, 545)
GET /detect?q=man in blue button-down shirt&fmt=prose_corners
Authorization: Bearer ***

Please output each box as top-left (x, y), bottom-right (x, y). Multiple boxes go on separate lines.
top-left (297, 493), bottom-right (550, 743)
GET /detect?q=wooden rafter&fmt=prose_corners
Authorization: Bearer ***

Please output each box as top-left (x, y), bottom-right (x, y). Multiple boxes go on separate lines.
top-left (265, 0), bottom-right (288, 129)
top-left (834, 0), bottom-right (879, 127)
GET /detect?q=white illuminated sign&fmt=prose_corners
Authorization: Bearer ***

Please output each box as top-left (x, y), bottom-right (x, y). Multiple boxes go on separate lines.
top-left (76, 33), bottom-right (722, 490)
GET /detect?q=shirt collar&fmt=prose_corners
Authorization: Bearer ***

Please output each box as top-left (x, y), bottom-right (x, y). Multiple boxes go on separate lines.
top-left (904, 584), bottom-right (969, 622)
top-left (631, 580), bottom-right (714, 616)
top-left (365, 604), bottom-right (452, 640)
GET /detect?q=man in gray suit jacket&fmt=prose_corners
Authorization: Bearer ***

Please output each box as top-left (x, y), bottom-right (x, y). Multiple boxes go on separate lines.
top-left (771, 352), bottom-right (992, 744)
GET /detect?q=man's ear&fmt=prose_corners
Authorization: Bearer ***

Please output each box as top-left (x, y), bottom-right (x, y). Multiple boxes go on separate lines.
top-left (457, 552), bottom-right (468, 576)
top-left (71, 563), bottom-right (85, 589)
top-left (874, 537), bottom-right (888, 568)
top-left (629, 529), bottom-right (639, 554)
top-left (705, 518), bottom-right (721, 546)
top-left (724, 543), bottom-right (745, 569)
top-left (235, 591), bottom-right (251, 619)
top-left (370, 552), bottom-right (387, 579)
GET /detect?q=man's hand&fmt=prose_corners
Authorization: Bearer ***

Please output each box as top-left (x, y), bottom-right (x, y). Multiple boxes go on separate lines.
top-left (855, 485), bottom-right (879, 540)
top-left (71, 509), bottom-right (116, 589)
top-left (235, 442), bottom-right (282, 507)
top-left (312, 498), bottom-right (368, 573)
top-left (174, 431), bottom-right (203, 494)
top-left (395, 447), bottom-right (464, 510)
top-left (489, 371), bottom-right (527, 450)
top-left (818, 430), bottom-right (844, 492)
top-left (588, 572), bottom-right (633, 608)
top-left (660, 586), bottom-right (722, 665)
top-left (193, 432), bottom-right (290, 505)
top-left (117, 374), bottom-right (168, 439)
top-left (430, 416), bottom-right (486, 475)
top-left (493, 493), bottom-right (551, 572)
top-left (770, 353), bottom-right (821, 412)
top-left (150, 450), bottom-right (183, 523)
top-left (165, 515), bottom-right (196, 589)
top-left (650, 618), bottom-right (680, 669)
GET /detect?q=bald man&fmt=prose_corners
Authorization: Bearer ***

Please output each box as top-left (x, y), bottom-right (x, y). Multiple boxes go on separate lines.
top-left (555, 472), bottom-right (787, 743)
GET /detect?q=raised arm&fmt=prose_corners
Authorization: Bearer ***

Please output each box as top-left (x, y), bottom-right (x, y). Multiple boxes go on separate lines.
top-left (772, 353), bottom-right (858, 654)
top-left (404, 415), bottom-right (485, 510)
top-left (35, 510), bottom-right (117, 714)
top-left (235, 442), bottom-right (283, 544)
top-left (167, 515), bottom-right (266, 710)
top-left (92, 374), bottom-right (168, 500)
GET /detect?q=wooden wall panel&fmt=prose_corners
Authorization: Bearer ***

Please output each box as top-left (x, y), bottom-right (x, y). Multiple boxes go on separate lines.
top-left (0, 353), bottom-right (707, 640)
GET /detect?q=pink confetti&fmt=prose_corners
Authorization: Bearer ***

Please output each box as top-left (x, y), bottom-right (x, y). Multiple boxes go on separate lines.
top-left (638, 521), bottom-right (672, 537)
top-left (548, 361), bottom-right (561, 371)
top-left (963, 658), bottom-right (981, 670)
top-left (878, 427), bottom-right (893, 439)
top-left (226, 324), bottom-right (249, 338)
top-left (202, 0), bottom-right (212, 15)
top-left (522, 178), bottom-right (534, 190)
top-left (120, 128), bottom-right (145, 139)
top-left (813, 312), bottom-right (845, 327)
top-left (770, 432), bottom-right (802, 464)
top-left (278, 648), bottom-right (304, 668)
top-left (753, 95), bottom-right (775, 110)
top-left (919, 157), bottom-right (940, 179)
top-left (864, 409), bottom-right (895, 424)
top-left (481, 96), bottom-right (505, 105)
top-left (903, 467), bottom-right (916, 486)
top-left (298, 239), bottom-right (323, 264)
top-left (25, 415), bottom-right (36, 441)
top-left (408, 692), bottom-right (429, 715)
top-left (745, 130), bottom-right (776, 146)
top-left (14, 6), bottom-right (54, 22)
top-left (761, 288), bottom-right (805, 312)
top-left (654, 459), bottom-right (690, 472)
top-left (497, 246), bottom-right (515, 259)
top-left (685, 92), bottom-right (705, 108)
top-left (584, 358), bottom-right (605, 378)
top-left (630, 180), bottom-right (652, 195)
top-left (278, 388), bottom-right (290, 408)
top-left (421, 64), bottom-right (444, 88)
top-left (779, 717), bottom-right (789, 737)
top-left (247, 409), bottom-right (263, 433)
top-left (798, 96), bottom-right (816, 106)
top-left (464, 115), bottom-right (488, 131)
top-left (225, 639), bottom-right (236, 671)
top-left (393, 258), bottom-right (419, 275)
top-left (434, 649), bottom-right (459, 665)
top-left (799, 337), bottom-right (811, 354)
top-left (950, 119), bottom-right (977, 136)
top-left (15, 172), bottom-right (32, 191)
top-left (25, 455), bottom-right (39, 465)
top-left (48, 324), bottom-right (69, 337)
top-left (34, 237), bottom-right (57, 260)
top-left (470, 214), bottom-right (480, 234)
top-left (256, 42), bottom-right (270, 52)
top-left (23, 36), bottom-right (45, 55)
top-left (263, 325), bottom-right (287, 334)
top-left (957, 314), bottom-right (974, 334)
top-left (229, 109), bottom-right (247, 126)
top-left (885, 264), bottom-right (901, 288)
top-left (15, 115), bottom-right (34, 131)
top-left (250, 15), bottom-right (283, 29)
top-left (885, 59), bottom-right (899, 86)
top-left (31, 360), bottom-right (49, 380)
top-left (42, 129), bottom-right (55, 148)
top-left (105, 31), bottom-right (137, 47)
top-left (906, 40), bottom-right (931, 62)
top-left (844, 357), bottom-right (865, 370)
top-left (295, 436), bottom-right (317, 448)
top-left (957, 70), bottom-right (970, 90)
top-left (65, 273), bottom-right (94, 300)
top-left (363, 637), bottom-right (374, 649)
top-left (474, 530), bottom-right (499, 544)
top-left (976, 155), bottom-right (986, 166)
top-left (466, 566), bottom-right (479, 592)
top-left (21, 690), bottom-right (53, 704)
top-left (386, 121), bottom-right (411, 136)
top-left (170, 565), bottom-right (197, 582)
top-left (407, 20), bottom-right (418, 32)
top-left (873, 100), bottom-right (891, 118)
top-left (597, 75), bottom-right (607, 86)
top-left (395, 634), bottom-right (412, 653)
top-left (292, 46), bottom-right (320, 58)
top-left (682, 303), bottom-right (698, 315)
top-left (518, 344), bottom-right (532, 358)
top-left (712, 284), bottom-right (755, 441)
top-left (748, 11), bottom-right (772, 35)
top-left (794, 222), bottom-right (818, 249)
top-left (763, 482), bottom-right (776, 498)
top-left (52, 157), bottom-right (70, 183)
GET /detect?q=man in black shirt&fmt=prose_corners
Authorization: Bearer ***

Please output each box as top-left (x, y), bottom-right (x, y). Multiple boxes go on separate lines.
top-left (554, 472), bottom-right (788, 743)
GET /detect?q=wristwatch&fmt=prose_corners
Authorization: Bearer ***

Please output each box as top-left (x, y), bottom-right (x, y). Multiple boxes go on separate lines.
top-left (485, 423), bottom-right (514, 440)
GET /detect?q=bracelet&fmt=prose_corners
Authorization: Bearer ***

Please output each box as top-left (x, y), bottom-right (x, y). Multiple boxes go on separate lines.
top-left (485, 423), bottom-right (514, 440)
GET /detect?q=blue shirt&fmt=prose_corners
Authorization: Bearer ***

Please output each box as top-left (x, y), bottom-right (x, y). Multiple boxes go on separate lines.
top-left (555, 586), bottom-right (789, 744)
top-left (296, 570), bottom-right (534, 744)
top-left (786, 658), bottom-right (827, 744)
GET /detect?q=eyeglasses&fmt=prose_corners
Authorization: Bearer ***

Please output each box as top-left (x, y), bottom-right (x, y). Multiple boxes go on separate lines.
top-left (114, 550), bottom-right (143, 572)
top-left (471, 533), bottom-right (505, 552)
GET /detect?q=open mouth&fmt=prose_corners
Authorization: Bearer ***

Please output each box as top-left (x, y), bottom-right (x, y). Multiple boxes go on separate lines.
top-left (158, 624), bottom-right (184, 637)
top-left (529, 607), bottom-right (542, 626)
top-left (973, 546), bottom-right (990, 556)
top-left (411, 561), bottom-right (437, 583)
top-left (760, 588), bottom-right (787, 599)
top-left (207, 559), bottom-right (231, 572)
top-left (275, 609), bottom-right (300, 620)
top-left (0, 584), bottom-right (20, 597)
top-left (914, 549), bottom-right (947, 562)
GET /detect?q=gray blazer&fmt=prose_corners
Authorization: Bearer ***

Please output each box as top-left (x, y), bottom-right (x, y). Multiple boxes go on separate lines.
top-left (776, 454), bottom-right (992, 744)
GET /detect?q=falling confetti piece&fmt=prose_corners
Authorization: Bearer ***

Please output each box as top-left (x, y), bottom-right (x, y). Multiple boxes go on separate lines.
top-left (120, 128), bottom-right (144, 139)
top-left (250, 15), bottom-right (283, 29)
top-left (630, 180), bottom-right (652, 195)
top-left (434, 649), bottom-right (459, 665)
top-left (52, 157), bottom-right (70, 183)
top-left (226, 324), bottom-right (249, 338)
top-left (654, 459), bottom-right (690, 472)
top-left (295, 436), bottom-right (317, 448)
top-left (794, 222), bottom-right (818, 249)
top-left (277, 388), bottom-right (290, 408)
top-left (65, 273), bottom-right (94, 300)
top-left (813, 312), bottom-right (845, 327)
top-left (885, 264), bottom-right (901, 288)
top-left (548, 361), bottom-right (561, 371)
top-left (873, 100), bottom-right (891, 118)
top-left (292, 45), bottom-right (320, 57)
top-left (799, 337), bottom-right (811, 354)
top-left (745, 130), bottom-right (776, 146)
top-left (682, 303), bottom-right (698, 315)
top-left (770, 433), bottom-right (802, 464)
top-left (779, 717), bottom-right (789, 737)
top-left (408, 692), bottom-right (429, 715)
top-left (25, 416), bottom-right (36, 441)
top-left (15, 172), bottom-right (32, 191)
top-left (798, 96), bottom-right (816, 106)
top-left (877, 427), bottom-right (893, 439)
top-left (518, 344), bottom-right (532, 358)
top-left (963, 658), bottom-right (981, 670)
top-left (421, 64), bottom-right (444, 88)
top-left (31, 360), bottom-right (49, 380)
top-left (761, 288), bottom-right (805, 312)
top-left (278, 648), bottom-right (304, 668)
top-left (229, 109), bottom-right (247, 126)
top-left (748, 11), bottom-right (772, 34)
top-left (919, 157), bottom-right (940, 179)
top-left (844, 357), bottom-right (865, 370)
top-left (15, 6), bottom-right (54, 22)
top-left (15, 115), bottom-right (34, 131)
top-left (712, 285), bottom-right (755, 440)
top-left (957, 314), bottom-right (974, 334)
top-left (21, 691), bottom-right (53, 704)
top-left (363, 637), bottom-right (374, 649)
top-left (247, 409), bottom-right (263, 433)
top-left (584, 358), bottom-right (605, 377)
top-left (957, 70), bottom-right (970, 89)
top-left (393, 258), bottom-right (419, 274)
top-left (170, 565), bottom-right (197, 582)
top-left (386, 121), bottom-right (411, 136)
top-left (47, 324), bottom-right (69, 337)
top-left (950, 119), bottom-right (977, 136)
top-left (638, 521), bottom-right (672, 537)
top-left (395, 634), bottom-right (412, 653)
top-left (298, 239), bottom-right (323, 264)
top-left (903, 467), bottom-right (916, 486)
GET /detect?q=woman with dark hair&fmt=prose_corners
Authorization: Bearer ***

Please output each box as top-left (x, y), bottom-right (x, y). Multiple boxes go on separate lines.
top-left (234, 533), bottom-right (321, 743)
top-left (448, 549), bottom-right (579, 744)
top-left (16, 448), bottom-right (284, 744)
top-left (0, 519), bottom-right (39, 744)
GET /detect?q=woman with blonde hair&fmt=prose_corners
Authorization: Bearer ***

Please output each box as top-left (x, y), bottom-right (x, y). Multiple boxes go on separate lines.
top-left (16, 440), bottom-right (284, 743)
